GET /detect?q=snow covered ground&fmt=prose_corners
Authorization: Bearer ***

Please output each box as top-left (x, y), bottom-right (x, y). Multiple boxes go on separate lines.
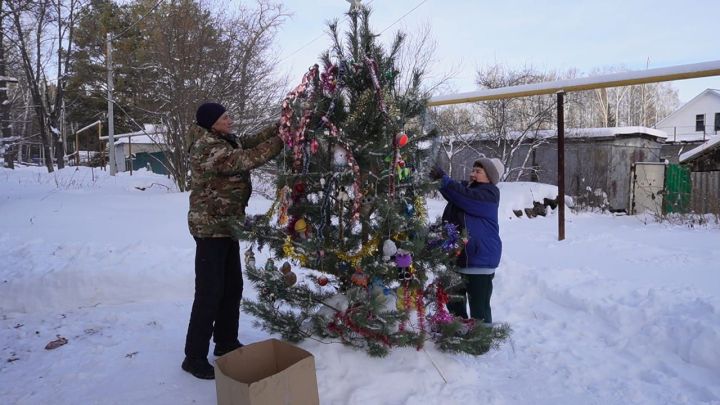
top-left (1, 166), bottom-right (719, 405)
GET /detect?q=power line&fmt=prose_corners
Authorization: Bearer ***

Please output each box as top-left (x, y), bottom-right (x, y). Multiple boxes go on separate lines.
top-left (378, 0), bottom-right (430, 34)
top-left (278, 0), bottom-right (429, 65)
top-left (113, 0), bottom-right (165, 41)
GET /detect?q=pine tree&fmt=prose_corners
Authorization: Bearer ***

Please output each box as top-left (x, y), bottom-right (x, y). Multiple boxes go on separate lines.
top-left (242, 6), bottom-right (510, 357)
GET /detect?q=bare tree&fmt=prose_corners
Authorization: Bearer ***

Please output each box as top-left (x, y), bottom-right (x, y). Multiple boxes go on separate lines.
top-left (113, 0), bottom-right (288, 191)
top-left (428, 105), bottom-right (480, 175)
top-left (5, 0), bottom-right (80, 172)
top-left (474, 64), bottom-right (561, 181)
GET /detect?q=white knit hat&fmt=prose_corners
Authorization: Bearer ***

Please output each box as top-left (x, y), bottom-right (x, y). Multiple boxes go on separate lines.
top-left (475, 157), bottom-right (505, 185)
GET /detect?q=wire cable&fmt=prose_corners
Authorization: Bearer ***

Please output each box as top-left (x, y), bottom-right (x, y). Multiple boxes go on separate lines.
top-left (113, 0), bottom-right (165, 41)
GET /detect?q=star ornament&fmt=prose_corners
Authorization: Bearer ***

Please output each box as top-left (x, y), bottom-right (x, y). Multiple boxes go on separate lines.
top-left (346, 0), bottom-right (362, 11)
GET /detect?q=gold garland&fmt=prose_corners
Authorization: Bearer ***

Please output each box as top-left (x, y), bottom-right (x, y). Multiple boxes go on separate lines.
top-left (335, 235), bottom-right (381, 267)
top-left (283, 236), bottom-right (309, 266)
top-left (414, 196), bottom-right (428, 223)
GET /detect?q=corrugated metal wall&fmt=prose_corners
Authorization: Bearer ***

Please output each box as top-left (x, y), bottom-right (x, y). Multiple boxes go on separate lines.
top-left (691, 171), bottom-right (720, 213)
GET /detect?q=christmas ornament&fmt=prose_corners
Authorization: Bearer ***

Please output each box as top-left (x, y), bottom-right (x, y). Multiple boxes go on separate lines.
top-left (317, 276), bottom-right (329, 286)
top-left (244, 248), bottom-right (256, 269)
top-left (280, 261), bottom-right (297, 287)
top-left (293, 218), bottom-right (309, 239)
top-left (332, 144), bottom-right (348, 167)
top-left (346, 0), bottom-right (362, 12)
top-left (382, 239), bottom-right (397, 261)
top-left (395, 133), bottom-right (408, 147)
top-left (394, 249), bottom-right (412, 268)
top-left (360, 196), bottom-right (375, 217)
top-left (276, 185), bottom-right (292, 226)
top-left (350, 267), bottom-right (369, 287)
top-left (264, 258), bottom-right (277, 272)
top-left (310, 138), bottom-right (320, 154)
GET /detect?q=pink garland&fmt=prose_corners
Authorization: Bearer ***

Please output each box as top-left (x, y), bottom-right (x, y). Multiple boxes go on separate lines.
top-left (280, 65), bottom-right (320, 172)
top-left (430, 284), bottom-right (454, 327)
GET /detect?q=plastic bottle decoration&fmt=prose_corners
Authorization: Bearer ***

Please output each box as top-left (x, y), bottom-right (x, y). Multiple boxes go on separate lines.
top-left (404, 201), bottom-right (415, 216)
top-left (244, 248), bottom-right (256, 269)
top-left (395, 249), bottom-right (413, 281)
top-left (382, 239), bottom-right (397, 261)
top-left (280, 261), bottom-right (297, 287)
top-left (264, 258), bottom-right (277, 272)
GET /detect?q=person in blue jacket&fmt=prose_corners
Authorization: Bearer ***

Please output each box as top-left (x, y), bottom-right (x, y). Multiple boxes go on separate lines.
top-left (430, 157), bottom-right (504, 324)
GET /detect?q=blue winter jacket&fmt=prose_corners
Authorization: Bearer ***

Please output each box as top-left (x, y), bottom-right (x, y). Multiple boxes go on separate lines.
top-left (439, 175), bottom-right (502, 269)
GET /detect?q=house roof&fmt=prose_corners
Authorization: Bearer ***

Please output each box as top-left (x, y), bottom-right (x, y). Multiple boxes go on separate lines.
top-left (113, 124), bottom-right (166, 145)
top-left (679, 135), bottom-right (720, 163)
top-left (655, 88), bottom-right (720, 128)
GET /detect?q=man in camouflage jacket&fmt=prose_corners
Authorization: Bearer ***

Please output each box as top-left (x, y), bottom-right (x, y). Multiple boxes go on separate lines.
top-left (182, 102), bottom-right (283, 380)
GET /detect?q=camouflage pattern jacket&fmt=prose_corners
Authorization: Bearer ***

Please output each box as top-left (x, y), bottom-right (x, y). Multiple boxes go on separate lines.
top-left (188, 125), bottom-right (283, 239)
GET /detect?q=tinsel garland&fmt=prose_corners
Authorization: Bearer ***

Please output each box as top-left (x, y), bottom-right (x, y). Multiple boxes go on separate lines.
top-left (363, 55), bottom-right (398, 199)
top-left (430, 284), bottom-right (453, 328)
top-left (399, 283), bottom-right (411, 332)
top-left (335, 236), bottom-right (380, 267)
top-left (327, 307), bottom-right (391, 348)
top-left (414, 196), bottom-right (427, 223)
top-left (415, 291), bottom-right (426, 350)
top-left (279, 65), bottom-right (320, 173)
top-left (282, 236), bottom-right (309, 266)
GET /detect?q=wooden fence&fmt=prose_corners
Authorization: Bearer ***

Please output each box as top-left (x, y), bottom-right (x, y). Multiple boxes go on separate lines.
top-left (691, 171), bottom-right (720, 214)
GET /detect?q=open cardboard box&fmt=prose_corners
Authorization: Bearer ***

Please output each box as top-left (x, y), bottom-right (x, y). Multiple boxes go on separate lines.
top-left (215, 339), bottom-right (319, 405)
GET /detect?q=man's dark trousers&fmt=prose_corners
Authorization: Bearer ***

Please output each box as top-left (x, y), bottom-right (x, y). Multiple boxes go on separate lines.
top-left (185, 237), bottom-right (243, 358)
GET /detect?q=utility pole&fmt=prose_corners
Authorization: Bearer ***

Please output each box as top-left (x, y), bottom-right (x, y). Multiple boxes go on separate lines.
top-left (106, 32), bottom-right (116, 175)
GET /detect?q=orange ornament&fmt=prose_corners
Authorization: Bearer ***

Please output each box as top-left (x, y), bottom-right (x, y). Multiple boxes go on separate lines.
top-left (350, 268), bottom-right (369, 287)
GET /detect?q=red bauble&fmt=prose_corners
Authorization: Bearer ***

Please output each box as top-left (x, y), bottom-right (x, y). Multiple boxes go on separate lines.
top-left (317, 276), bottom-right (329, 286)
top-left (395, 133), bottom-right (408, 147)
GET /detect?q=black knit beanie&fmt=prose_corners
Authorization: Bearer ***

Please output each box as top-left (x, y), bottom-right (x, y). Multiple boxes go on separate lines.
top-left (195, 102), bottom-right (226, 131)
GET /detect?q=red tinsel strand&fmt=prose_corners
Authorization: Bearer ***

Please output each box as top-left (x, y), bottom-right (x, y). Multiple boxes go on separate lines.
top-left (430, 284), bottom-right (454, 326)
top-left (399, 282), bottom-right (412, 332)
top-left (331, 308), bottom-right (391, 347)
top-left (416, 291), bottom-right (426, 336)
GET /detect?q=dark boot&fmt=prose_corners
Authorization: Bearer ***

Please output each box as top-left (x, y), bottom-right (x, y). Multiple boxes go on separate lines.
top-left (181, 357), bottom-right (215, 380)
top-left (214, 340), bottom-right (244, 357)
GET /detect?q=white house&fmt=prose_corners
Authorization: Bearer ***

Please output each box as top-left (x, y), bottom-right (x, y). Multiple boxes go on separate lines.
top-left (655, 89), bottom-right (720, 142)
top-left (110, 124), bottom-right (167, 173)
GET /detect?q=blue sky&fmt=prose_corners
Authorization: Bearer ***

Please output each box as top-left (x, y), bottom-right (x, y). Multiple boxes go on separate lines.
top-left (274, 0), bottom-right (720, 103)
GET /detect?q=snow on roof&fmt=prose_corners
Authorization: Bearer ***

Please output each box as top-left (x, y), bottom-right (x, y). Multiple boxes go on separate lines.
top-left (442, 126), bottom-right (667, 142)
top-left (679, 135), bottom-right (720, 163)
top-left (113, 124), bottom-right (166, 145)
top-left (663, 133), bottom-right (716, 143)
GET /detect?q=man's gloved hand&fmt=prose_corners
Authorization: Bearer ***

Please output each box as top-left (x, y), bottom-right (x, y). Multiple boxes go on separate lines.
top-left (429, 166), bottom-right (445, 180)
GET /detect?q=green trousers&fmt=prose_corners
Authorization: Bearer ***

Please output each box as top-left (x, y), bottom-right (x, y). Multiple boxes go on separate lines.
top-left (447, 273), bottom-right (494, 323)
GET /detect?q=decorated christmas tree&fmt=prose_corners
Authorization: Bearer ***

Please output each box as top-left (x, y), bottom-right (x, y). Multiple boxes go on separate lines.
top-left (241, 5), bottom-right (510, 357)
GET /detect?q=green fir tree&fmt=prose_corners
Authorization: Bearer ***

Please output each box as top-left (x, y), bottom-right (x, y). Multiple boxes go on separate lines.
top-left (241, 6), bottom-right (510, 357)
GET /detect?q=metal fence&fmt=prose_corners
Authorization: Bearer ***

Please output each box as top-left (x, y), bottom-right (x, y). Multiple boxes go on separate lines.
top-left (655, 125), bottom-right (719, 142)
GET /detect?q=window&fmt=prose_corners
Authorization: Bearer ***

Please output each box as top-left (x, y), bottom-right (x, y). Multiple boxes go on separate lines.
top-left (715, 113), bottom-right (720, 132)
top-left (696, 114), bottom-right (705, 132)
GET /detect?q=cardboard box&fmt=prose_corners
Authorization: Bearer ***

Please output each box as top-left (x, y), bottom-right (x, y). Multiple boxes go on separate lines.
top-left (215, 339), bottom-right (320, 405)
